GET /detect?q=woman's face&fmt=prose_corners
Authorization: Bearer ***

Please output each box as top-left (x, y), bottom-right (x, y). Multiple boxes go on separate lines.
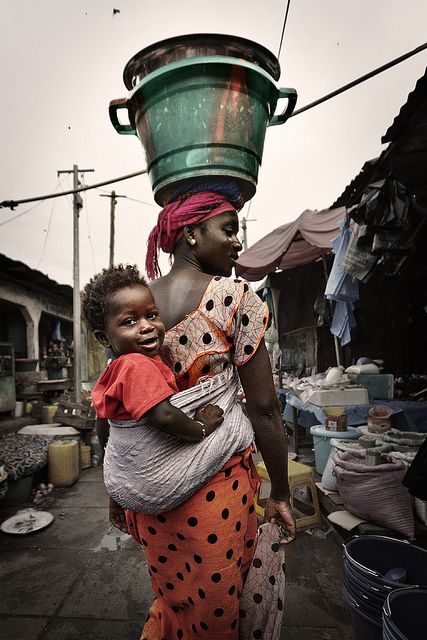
top-left (193, 211), bottom-right (242, 276)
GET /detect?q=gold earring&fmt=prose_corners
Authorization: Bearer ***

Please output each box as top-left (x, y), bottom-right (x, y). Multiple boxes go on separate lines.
top-left (189, 239), bottom-right (196, 246)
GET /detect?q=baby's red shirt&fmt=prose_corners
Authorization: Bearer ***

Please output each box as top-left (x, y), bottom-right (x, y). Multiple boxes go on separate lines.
top-left (92, 353), bottom-right (179, 421)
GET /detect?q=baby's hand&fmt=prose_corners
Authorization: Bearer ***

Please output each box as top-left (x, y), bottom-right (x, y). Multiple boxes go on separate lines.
top-left (195, 404), bottom-right (224, 436)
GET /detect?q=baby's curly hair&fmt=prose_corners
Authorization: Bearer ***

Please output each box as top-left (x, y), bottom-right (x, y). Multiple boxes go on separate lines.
top-left (81, 264), bottom-right (148, 332)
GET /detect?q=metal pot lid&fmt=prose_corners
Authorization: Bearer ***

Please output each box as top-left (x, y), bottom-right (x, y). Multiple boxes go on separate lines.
top-left (123, 32), bottom-right (281, 89)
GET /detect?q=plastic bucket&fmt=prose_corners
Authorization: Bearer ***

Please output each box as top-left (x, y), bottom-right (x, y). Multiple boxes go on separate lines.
top-left (42, 405), bottom-right (58, 423)
top-left (343, 585), bottom-right (382, 640)
top-left (110, 55), bottom-right (296, 205)
top-left (344, 576), bottom-right (383, 619)
top-left (310, 424), bottom-right (359, 474)
top-left (343, 536), bottom-right (427, 636)
top-left (48, 440), bottom-right (79, 487)
top-left (14, 401), bottom-right (24, 418)
top-left (344, 558), bottom-right (393, 601)
top-left (14, 358), bottom-right (38, 372)
top-left (344, 536), bottom-right (427, 589)
top-left (383, 588), bottom-right (427, 640)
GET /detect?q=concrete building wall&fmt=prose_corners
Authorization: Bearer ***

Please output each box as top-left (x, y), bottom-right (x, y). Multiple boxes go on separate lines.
top-left (0, 278), bottom-right (72, 364)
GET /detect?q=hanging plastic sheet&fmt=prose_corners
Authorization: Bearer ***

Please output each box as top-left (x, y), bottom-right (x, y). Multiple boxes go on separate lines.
top-left (342, 174), bottom-right (425, 279)
top-left (353, 176), bottom-right (410, 231)
top-left (339, 224), bottom-right (379, 282)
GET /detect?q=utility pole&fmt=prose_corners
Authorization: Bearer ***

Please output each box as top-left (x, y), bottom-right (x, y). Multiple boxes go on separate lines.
top-left (240, 215), bottom-right (257, 251)
top-left (100, 190), bottom-right (126, 267)
top-left (57, 165), bottom-right (94, 403)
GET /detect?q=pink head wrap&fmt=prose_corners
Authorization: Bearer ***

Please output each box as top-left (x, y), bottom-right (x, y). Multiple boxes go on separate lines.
top-left (145, 191), bottom-right (237, 280)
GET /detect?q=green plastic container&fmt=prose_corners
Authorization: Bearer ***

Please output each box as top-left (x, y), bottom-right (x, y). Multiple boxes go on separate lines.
top-left (14, 359), bottom-right (38, 372)
top-left (109, 56), bottom-right (296, 205)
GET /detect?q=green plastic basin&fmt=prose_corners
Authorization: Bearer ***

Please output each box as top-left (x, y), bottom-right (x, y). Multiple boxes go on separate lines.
top-left (109, 56), bottom-right (296, 205)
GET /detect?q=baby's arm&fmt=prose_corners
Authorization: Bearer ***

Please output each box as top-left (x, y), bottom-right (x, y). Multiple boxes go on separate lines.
top-left (144, 400), bottom-right (224, 442)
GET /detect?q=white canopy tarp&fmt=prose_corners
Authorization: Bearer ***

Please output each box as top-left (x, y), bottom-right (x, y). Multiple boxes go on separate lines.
top-left (235, 207), bottom-right (347, 281)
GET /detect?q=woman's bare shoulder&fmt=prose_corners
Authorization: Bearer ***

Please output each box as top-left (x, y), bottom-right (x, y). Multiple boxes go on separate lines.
top-left (149, 271), bottom-right (214, 329)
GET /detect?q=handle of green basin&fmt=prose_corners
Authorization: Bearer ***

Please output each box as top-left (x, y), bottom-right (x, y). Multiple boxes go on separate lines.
top-left (109, 98), bottom-right (136, 135)
top-left (269, 88), bottom-right (298, 126)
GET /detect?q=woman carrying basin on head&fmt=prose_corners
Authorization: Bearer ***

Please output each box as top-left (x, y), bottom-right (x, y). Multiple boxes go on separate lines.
top-left (105, 189), bottom-right (296, 639)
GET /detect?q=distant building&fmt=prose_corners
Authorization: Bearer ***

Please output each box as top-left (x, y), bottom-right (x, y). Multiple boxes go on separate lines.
top-left (0, 253), bottom-right (89, 383)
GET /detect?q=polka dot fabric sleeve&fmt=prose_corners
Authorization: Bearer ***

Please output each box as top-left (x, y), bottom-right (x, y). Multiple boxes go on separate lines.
top-left (164, 276), bottom-right (268, 390)
top-left (226, 279), bottom-right (269, 367)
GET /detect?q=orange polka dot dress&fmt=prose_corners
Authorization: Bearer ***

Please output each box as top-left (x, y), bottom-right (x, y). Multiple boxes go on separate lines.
top-left (125, 277), bottom-right (269, 639)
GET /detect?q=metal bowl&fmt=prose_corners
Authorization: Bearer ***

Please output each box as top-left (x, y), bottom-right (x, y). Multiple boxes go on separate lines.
top-left (123, 32), bottom-right (281, 89)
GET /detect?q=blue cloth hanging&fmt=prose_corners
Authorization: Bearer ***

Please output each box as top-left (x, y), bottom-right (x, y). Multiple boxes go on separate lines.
top-left (52, 320), bottom-right (62, 341)
top-left (325, 216), bottom-right (359, 346)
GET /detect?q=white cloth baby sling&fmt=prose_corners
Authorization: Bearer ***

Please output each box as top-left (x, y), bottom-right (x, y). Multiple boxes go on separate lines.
top-left (103, 367), bottom-right (254, 513)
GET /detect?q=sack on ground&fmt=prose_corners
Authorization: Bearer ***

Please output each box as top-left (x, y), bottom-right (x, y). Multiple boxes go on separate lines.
top-left (403, 437), bottom-right (427, 500)
top-left (333, 450), bottom-right (414, 539)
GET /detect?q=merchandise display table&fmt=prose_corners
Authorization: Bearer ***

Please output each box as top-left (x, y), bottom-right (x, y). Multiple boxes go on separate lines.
top-left (276, 388), bottom-right (427, 454)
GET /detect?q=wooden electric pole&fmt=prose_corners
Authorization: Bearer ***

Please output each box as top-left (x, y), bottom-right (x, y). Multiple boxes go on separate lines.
top-left (100, 190), bottom-right (126, 267)
top-left (241, 215), bottom-right (257, 251)
top-left (57, 165), bottom-right (94, 403)
top-left (240, 200), bottom-right (257, 251)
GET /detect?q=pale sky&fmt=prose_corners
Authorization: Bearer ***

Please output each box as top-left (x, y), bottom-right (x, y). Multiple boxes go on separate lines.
top-left (1, 0), bottom-right (427, 287)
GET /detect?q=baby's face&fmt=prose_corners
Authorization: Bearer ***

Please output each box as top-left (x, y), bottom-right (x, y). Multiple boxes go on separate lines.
top-left (103, 285), bottom-right (165, 357)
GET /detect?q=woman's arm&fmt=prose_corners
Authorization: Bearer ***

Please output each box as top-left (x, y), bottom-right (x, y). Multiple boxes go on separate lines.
top-left (144, 399), bottom-right (224, 441)
top-left (237, 339), bottom-right (296, 544)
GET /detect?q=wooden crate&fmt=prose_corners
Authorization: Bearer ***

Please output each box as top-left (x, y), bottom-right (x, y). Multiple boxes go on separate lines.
top-left (54, 395), bottom-right (95, 431)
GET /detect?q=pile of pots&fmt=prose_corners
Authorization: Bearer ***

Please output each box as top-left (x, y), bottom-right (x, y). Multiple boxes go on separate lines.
top-left (383, 588), bottom-right (427, 639)
top-left (343, 535), bottom-right (427, 640)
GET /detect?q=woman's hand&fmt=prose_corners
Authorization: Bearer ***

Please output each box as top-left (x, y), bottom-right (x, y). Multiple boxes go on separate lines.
top-left (264, 496), bottom-right (296, 544)
top-left (194, 404), bottom-right (224, 436)
top-left (109, 497), bottom-right (129, 534)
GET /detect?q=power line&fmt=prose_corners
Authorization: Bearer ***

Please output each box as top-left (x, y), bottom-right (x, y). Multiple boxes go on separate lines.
top-left (95, 186), bottom-right (156, 207)
top-left (291, 41), bottom-right (427, 117)
top-left (1, 42), bottom-right (426, 212)
top-left (58, 175), bottom-right (74, 207)
top-left (36, 195), bottom-right (56, 269)
top-left (0, 168), bottom-right (147, 210)
top-left (0, 180), bottom-right (64, 226)
top-left (36, 176), bottom-right (64, 268)
top-left (0, 200), bottom-right (43, 226)
top-left (277, 0), bottom-right (291, 59)
top-left (82, 191), bottom-right (97, 274)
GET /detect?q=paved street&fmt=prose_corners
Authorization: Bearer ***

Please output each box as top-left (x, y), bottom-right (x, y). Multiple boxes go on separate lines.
top-left (0, 465), bottom-right (352, 640)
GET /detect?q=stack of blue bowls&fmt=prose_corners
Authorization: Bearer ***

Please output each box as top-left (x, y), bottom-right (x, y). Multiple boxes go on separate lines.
top-left (343, 535), bottom-right (427, 640)
top-left (383, 588), bottom-right (427, 640)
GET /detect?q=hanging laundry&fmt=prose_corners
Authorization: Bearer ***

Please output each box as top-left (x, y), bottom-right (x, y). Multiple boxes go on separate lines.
top-left (325, 216), bottom-right (359, 346)
top-left (51, 320), bottom-right (62, 341)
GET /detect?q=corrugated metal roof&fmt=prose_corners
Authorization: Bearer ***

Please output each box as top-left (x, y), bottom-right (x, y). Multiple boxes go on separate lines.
top-left (382, 67), bottom-right (427, 143)
top-left (0, 253), bottom-right (72, 300)
top-left (332, 67), bottom-right (427, 208)
top-left (330, 158), bottom-right (382, 209)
